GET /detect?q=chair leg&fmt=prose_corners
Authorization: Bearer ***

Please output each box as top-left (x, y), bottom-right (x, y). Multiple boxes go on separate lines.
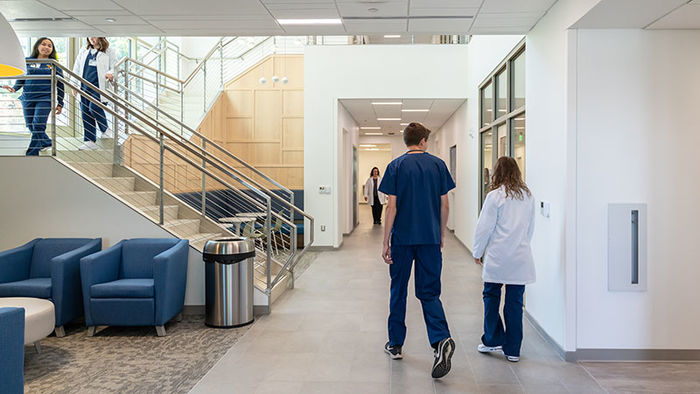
top-left (54, 326), bottom-right (65, 338)
top-left (34, 341), bottom-right (42, 354)
top-left (86, 326), bottom-right (96, 337)
top-left (176, 312), bottom-right (183, 322)
top-left (156, 325), bottom-right (166, 337)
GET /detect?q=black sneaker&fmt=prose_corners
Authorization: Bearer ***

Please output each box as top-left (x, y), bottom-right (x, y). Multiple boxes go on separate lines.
top-left (384, 342), bottom-right (403, 360)
top-left (431, 337), bottom-right (455, 378)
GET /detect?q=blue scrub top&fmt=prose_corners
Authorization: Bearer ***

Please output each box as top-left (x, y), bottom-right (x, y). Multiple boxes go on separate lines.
top-left (379, 151), bottom-right (455, 246)
top-left (81, 50), bottom-right (99, 95)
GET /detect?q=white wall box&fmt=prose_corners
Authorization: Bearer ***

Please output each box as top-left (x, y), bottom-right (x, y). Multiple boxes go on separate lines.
top-left (608, 203), bottom-right (647, 292)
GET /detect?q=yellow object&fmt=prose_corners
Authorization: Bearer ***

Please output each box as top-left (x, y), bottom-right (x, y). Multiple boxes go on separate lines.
top-left (0, 64), bottom-right (24, 77)
top-left (0, 12), bottom-right (26, 77)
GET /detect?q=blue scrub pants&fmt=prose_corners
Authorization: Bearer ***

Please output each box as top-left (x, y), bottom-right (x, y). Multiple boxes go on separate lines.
top-left (80, 90), bottom-right (107, 142)
top-left (388, 244), bottom-right (450, 347)
top-left (22, 99), bottom-right (52, 156)
top-left (481, 282), bottom-right (525, 357)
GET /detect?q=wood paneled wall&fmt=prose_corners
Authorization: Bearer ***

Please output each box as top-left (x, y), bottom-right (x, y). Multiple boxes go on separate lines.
top-left (197, 54), bottom-right (304, 190)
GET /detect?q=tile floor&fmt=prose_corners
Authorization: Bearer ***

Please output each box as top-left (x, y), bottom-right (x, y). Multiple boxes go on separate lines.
top-left (190, 207), bottom-right (700, 394)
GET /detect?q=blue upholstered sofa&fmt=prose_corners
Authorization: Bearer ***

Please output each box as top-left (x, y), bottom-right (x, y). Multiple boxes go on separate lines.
top-left (0, 307), bottom-right (24, 394)
top-left (0, 238), bottom-right (102, 337)
top-left (80, 238), bottom-right (189, 337)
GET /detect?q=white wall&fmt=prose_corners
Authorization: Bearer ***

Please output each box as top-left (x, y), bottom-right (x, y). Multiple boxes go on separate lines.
top-left (359, 135), bottom-right (405, 159)
top-left (525, 0), bottom-right (600, 352)
top-left (574, 29), bottom-right (700, 349)
top-left (0, 157), bottom-right (206, 306)
top-left (305, 44), bottom-right (469, 247)
top-left (338, 103), bottom-right (359, 235)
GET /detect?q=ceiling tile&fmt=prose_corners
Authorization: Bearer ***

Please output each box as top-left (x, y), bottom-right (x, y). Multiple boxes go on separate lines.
top-left (280, 24), bottom-right (346, 34)
top-left (472, 12), bottom-right (542, 28)
top-left (150, 18), bottom-right (280, 30)
top-left (37, 0), bottom-right (124, 10)
top-left (96, 24), bottom-right (165, 35)
top-left (648, 2), bottom-right (700, 29)
top-left (411, 0), bottom-right (482, 7)
top-left (75, 15), bottom-right (147, 25)
top-left (336, 1), bottom-right (408, 18)
top-left (10, 19), bottom-right (92, 30)
top-left (408, 17), bottom-right (471, 33)
top-left (480, 0), bottom-right (557, 14)
top-left (410, 7), bottom-right (479, 17)
top-left (65, 10), bottom-right (134, 17)
top-left (343, 19), bottom-right (407, 33)
top-left (469, 25), bottom-right (530, 34)
top-left (0, 1), bottom-right (68, 19)
top-left (112, 0), bottom-right (271, 17)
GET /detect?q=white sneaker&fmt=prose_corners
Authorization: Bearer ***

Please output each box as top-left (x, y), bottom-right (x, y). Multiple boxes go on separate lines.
top-left (477, 344), bottom-right (502, 353)
top-left (78, 141), bottom-right (99, 150)
top-left (101, 129), bottom-right (114, 139)
top-left (506, 355), bottom-right (520, 362)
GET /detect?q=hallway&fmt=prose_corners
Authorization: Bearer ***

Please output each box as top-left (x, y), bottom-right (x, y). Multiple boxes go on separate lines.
top-left (191, 206), bottom-right (605, 393)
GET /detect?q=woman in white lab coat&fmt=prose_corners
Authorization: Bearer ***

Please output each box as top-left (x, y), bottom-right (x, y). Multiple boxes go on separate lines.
top-left (472, 156), bottom-right (535, 362)
top-left (72, 37), bottom-right (117, 150)
top-left (364, 167), bottom-right (387, 224)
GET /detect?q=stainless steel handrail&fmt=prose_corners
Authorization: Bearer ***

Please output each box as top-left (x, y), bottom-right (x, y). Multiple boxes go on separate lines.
top-left (112, 80), bottom-right (294, 201)
top-left (15, 59), bottom-right (314, 292)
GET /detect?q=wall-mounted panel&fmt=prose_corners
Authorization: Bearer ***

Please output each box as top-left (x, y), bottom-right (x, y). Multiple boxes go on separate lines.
top-left (608, 203), bottom-right (647, 291)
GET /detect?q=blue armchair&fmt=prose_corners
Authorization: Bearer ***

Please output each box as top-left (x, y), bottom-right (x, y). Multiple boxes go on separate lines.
top-left (0, 238), bottom-right (102, 337)
top-left (0, 307), bottom-right (24, 394)
top-left (80, 238), bottom-right (189, 337)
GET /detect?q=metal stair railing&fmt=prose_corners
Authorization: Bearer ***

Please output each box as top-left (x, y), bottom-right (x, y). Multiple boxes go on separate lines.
top-left (0, 59), bottom-right (314, 297)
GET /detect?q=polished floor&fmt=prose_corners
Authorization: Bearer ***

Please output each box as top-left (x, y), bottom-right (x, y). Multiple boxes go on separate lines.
top-left (191, 207), bottom-right (700, 394)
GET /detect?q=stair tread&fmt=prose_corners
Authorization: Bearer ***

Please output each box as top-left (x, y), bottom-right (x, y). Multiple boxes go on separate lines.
top-left (164, 218), bottom-right (200, 227)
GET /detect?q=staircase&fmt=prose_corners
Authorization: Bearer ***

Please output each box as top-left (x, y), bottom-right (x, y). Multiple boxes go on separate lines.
top-left (0, 58), bottom-right (314, 308)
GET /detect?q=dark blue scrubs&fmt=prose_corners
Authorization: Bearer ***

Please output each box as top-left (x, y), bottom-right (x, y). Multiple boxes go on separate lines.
top-left (13, 59), bottom-right (64, 156)
top-left (80, 50), bottom-right (107, 142)
top-left (379, 151), bottom-right (455, 347)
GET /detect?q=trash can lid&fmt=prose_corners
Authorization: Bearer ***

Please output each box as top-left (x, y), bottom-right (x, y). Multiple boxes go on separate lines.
top-left (203, 237), bottom-right (255, 256)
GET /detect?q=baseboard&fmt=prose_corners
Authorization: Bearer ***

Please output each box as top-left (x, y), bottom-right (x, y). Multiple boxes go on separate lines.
top-left (572, 349), bottom-right (700, 362)
top-left (524, 310), bottom-right (700, 361)
top-left (183, 305), bottom-right (204, 315)
top-left (184, 305), bottom-right (270, 317)
top-left (308, 245), bottom-right (336, 251)
top-left (523, 310), bottom-right (569, 361)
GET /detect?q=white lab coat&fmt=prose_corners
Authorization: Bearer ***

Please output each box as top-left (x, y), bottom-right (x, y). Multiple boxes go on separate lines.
top-left (364, 177), bottom-right (387, 206)
top-left (473, 186), bottom-right (536, 285)
top-left (72, 47), bottom-right (117, 102)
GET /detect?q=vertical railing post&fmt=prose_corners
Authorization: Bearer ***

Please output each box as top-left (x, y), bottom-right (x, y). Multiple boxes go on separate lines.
top-left (266, 198), bottom-right (273, 292)
top-left (50, 64), bottom-right (57, 156)
top-left (155, 71), bottom-right (160, 122)
top-left (180, 83), bottom-right (184, 135)
top-left (201, 140), bottom-right (207, 216)
top-left (159, 132), bottom-right (165, 225)
top-left (203, 61), bottom-right (207, 114)
top-left (219, 40), bottom-right (224, 90)
top-left (113, 62), bottom-right (121, 165)
top-left (124, 60), bottom-right (130, 137)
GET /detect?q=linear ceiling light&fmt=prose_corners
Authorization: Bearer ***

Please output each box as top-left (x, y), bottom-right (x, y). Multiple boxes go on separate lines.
top-left (277, 18), bottom-right (342, 25)
top-left (383, 35), bottom-right (401, 38)
top-left (372, 102), bottom-right (402, 105)
top-left (364, 132), bottom-right (383, 135)
top-left (359, 144), bottom-right (377, 147)
top-left (400, 123), bottom-right (409, 126)
top-left (401, 109), bottom-right (429, 112)
top-left (377, 118), bottom-right (401, 121)
top-left (360, 126), bottom-right (381, 130)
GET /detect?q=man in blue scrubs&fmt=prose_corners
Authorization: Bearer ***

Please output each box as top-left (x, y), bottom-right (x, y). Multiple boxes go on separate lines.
top-left (379, 122), bottom-right (456, 378)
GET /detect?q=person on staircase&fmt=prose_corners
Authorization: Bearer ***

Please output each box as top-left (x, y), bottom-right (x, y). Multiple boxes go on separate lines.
top-left (2, 37), bottom-right (64, 156)
top-left (364, 167), bottom-right (387, 224)
top-left (72, 37), bottom-right (117, 150)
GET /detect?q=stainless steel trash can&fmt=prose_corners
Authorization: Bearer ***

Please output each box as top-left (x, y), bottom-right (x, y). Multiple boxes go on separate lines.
top-left (203, 237), bottom-right (255, 328)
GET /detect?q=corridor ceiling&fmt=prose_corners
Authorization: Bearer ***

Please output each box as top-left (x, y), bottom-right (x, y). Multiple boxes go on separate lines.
top-left (2, 0), bottom-right (558, 36)
top-left (340, 99), bottom-right (466, 136)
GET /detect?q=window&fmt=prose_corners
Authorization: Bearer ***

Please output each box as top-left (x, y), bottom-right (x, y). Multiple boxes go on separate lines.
top-left (480, 82), bottom-right (493, 128)
top-left (478, 40), bottom-right (526, 207)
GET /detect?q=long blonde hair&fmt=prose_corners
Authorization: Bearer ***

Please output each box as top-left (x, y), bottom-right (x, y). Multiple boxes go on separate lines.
top-left (490, 156), bottom-right (531, 199)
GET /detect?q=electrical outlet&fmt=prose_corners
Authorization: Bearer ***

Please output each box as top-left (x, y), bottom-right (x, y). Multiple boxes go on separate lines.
top-left (320, 225), bottom-right (326, 232)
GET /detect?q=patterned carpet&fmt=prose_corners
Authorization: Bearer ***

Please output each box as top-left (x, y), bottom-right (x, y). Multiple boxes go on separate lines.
top-left (24, 315), bottom-right (250, 394)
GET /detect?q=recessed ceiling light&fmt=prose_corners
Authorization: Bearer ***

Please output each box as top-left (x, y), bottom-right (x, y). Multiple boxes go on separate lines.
top-left (360, 126), bottom-right (381, 130)
top-left (377, 118), bottom-right (401, 121)
top-left (384, 35), bottom-right (401, 38)
top-left (401, 109), bottom-right (429, 112)
top-left (364, 132), bottom-right (383, 135)
top-left (105, 17), bottom-right (117, 23)
top-left (400, 123), bottom-right (409, 126)
top-left (371, 102), bottom-right (402, 105)
top-left (368, 7), bottom-right (379, 12)
top-left (277, 18), bottom-right (342, 25)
